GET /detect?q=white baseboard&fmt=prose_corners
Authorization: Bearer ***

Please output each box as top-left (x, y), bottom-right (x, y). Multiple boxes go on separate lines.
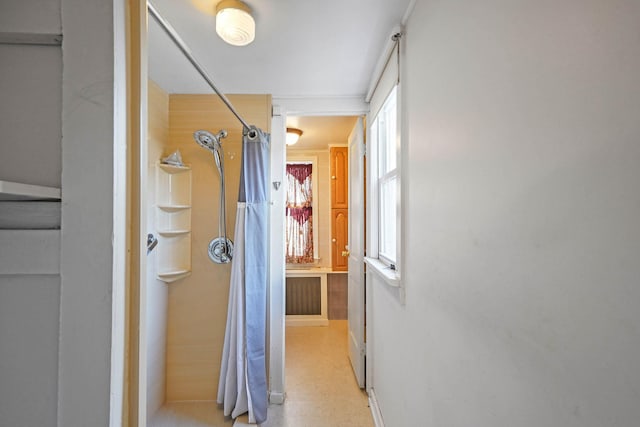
top-left (369, 389), bottom-right (385, 427)
top-left (285, 315), bottom-right (329, 327)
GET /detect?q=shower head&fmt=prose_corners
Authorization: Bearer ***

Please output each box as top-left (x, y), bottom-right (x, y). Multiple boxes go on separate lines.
top-left (194, 129), bottom-right (227, 152)
top-left (194, 129), bottom-right (228, 177)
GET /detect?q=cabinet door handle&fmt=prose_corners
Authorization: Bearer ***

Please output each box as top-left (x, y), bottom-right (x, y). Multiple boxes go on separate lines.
top-left (331, 175), bottom-right (336, 180)
top-left (332, 238), bottom-right (337, 243)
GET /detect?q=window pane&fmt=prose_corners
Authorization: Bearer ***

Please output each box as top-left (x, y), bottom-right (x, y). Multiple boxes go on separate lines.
top-left (379, 176), bottom-right (397, 262)
top-left (378, 86), bottom-right (397, 175)
top-left (285, 163), bottom-right (314, 263)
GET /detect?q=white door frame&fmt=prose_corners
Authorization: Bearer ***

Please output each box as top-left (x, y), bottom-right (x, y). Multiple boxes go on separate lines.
top-left (127, 1), bottom-right (149, 424)
top-left (268, 97), bottom-right (368, 403)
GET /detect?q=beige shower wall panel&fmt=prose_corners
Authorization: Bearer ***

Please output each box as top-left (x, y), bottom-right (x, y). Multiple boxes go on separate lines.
top-left (165, 94), bottom-right (271, 401)
top-left (149, 80), bottom-right (169, 151)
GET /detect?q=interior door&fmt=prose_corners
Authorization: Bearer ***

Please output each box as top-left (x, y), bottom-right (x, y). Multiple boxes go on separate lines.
top-left (347, 117), bottom-right (365, 388)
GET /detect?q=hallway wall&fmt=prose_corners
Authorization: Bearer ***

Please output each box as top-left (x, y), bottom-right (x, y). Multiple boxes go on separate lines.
top-left (165, 94), bottom-right (271, 401)
top-left (369, 0), bottom-right (640, 426)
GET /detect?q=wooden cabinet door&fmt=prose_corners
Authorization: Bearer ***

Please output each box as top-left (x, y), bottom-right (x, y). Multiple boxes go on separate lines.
top-left (331, 208), bottom-right (348, 271)
top-left (330, 147), bottom-right (348, 209)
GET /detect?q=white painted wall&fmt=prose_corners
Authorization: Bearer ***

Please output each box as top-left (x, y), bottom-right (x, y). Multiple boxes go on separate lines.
top-left (0, 2), bottom-right (62, 426)
top-left (0, 0), bottom-right (61, 187)
top-left (0, 0), bottom-right (61, 33)
top-left (1, 0), bottom-right (125, 425)
top-left (0, 274), bottom-right (60, 426)
top-left (0, 231), bottom-right (61, 427)
top-left (368, 0), bottom-right (640, 426)
top-left (58, 0), bottom-right (124, 425)
top-left (0, 44), bottom-right (62, 186)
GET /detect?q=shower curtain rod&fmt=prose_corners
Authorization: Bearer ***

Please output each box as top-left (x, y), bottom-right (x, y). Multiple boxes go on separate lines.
top-left (147, 2), bottom-right (258, 139)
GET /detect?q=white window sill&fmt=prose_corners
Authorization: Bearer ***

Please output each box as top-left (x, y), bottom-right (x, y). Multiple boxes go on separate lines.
top-left (365, 257), bottom-right (401, 288)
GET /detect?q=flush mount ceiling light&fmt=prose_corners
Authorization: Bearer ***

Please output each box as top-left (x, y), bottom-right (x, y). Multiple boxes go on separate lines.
top-left (215, 0), bottom-right (255, 46)
top-left (286, 128), bottom-right (303, 146)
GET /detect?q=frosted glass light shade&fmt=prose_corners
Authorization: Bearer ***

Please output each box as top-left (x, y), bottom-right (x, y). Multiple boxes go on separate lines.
top-left (286, 128), bottom-right (303, 146)
top-left (216, 0), bottom-right (255, 46)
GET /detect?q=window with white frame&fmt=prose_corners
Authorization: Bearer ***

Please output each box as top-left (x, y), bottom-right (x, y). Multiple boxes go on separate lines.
top-left (285, 157), bottom-right (319, 264)
top-left (371, 85), bottom-right (399, 267)
top-left (366, 35), bottom-right (402, 287)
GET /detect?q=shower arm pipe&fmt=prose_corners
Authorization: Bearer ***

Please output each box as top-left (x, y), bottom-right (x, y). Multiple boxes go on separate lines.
top-left (147, 2), bottom-right (258, 140)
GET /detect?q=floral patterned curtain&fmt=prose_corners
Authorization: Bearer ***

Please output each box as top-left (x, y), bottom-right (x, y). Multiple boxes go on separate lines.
top-left (286, 163), bottom-right (313, 263)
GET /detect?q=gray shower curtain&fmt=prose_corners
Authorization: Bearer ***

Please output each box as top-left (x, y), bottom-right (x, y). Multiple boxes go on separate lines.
top-left (217, 126), bottom-right (269, 424)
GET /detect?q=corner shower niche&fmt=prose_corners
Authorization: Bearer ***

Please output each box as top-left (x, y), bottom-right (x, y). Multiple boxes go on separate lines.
top-left (156, 163), bottom-right (192, 282)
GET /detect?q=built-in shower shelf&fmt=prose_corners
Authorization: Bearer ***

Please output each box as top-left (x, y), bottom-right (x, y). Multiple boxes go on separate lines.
top-left (158, 163), bottom-right (190, 173)
top-left (0, 180), bottom-right (61, 201)
top-left (156, 162), bottom-right (192, 283)
top-left (158, 269), bottom-right (192, 283)
top-left (158, 229), bottom-right (190, 236)
top-left (158, 204), bottom-right (191, 211)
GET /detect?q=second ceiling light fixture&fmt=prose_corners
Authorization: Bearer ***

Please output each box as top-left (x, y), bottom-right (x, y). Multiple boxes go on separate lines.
top-left (286, 128), bottom-right (303, 146)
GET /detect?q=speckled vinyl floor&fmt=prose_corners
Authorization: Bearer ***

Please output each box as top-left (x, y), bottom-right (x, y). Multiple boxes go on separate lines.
top-left (150, 320), bottom-right (373, 427)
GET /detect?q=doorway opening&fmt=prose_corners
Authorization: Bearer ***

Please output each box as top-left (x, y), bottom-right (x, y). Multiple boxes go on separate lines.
top-left (281, 113), bottom-right (368, 407)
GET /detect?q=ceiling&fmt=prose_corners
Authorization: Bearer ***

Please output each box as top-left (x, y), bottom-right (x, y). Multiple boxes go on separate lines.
top-left (147, 0), bottom-right (411, 149)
